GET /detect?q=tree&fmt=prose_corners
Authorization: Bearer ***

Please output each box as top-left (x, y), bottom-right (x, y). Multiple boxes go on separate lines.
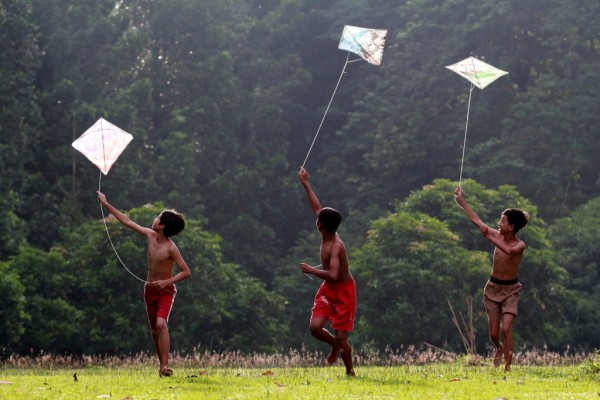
top-left (58, 202), bottom-right (286, 354)
top-left (352, 208), bottom-right (490, 351)
top-left (8, 245), bottom-right (83, 354)
top-left (0, 262), bottom-right (27, 352)
top-left (351, 179), bottom-right (569, 352)
top-left (548, 197), bottom-right (600, 350)
top-left (0, 0), bottom-right (42, 258)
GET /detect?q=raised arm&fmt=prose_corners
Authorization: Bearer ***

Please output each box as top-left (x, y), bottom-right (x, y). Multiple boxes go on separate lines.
top-left (299, 166), bottom-right (322, 216)
top-left (454, 186), bottom-right (489, 234)
top-left (97, 191), bottom-right (152, 236)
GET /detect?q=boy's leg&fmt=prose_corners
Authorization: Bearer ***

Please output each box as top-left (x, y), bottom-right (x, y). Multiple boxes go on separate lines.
top-left (335, 330), bottom-right (354, 376)
top-left (488, 318), bottom-right (502, 367)
top-left (309, 316), bottom-right (340, 365)
top-left (156, 317), bottom-right (172, 375)
top-left (501, 313), bottom-right (515, 372)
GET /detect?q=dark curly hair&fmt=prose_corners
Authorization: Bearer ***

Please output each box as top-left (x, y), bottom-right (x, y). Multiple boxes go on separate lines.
top-left (160, 209), bottom-right (185, 237)
top-left (502, 208), bottom-right (529, 233)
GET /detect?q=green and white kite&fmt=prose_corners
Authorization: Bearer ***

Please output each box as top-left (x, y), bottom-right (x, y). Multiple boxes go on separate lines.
top-left (446, 56), bottom-right (509, 186)
top-left (446, 56), bottom-right (508, 89)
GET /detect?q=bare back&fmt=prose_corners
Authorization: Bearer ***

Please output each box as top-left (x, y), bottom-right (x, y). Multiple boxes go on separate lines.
top-left (320, 235), bottom-right (352, 284)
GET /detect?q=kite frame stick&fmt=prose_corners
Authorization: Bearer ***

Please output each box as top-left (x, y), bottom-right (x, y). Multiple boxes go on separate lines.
top-left (458, 83), bottom-right (475, 187)
top-left (98, 172), bottom-right (148, 284)
top-left (301, 52), bottom-right (352, 168)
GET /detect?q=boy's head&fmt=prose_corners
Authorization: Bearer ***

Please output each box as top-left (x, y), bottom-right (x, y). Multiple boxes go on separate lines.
top-left (159, 209), bottom-right (185, 237)
top-left (502, 208), bottom-right (529, 233)
top-left (317, 207), bottom-right (342, 234)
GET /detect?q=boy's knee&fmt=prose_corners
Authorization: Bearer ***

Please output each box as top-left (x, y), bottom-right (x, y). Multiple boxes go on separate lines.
top-left (335, 332), bottom-right (349, 346)
top-left (156, 318), bottom-right (168, 331)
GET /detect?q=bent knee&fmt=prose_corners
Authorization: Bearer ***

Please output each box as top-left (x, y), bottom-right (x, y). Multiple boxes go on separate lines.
top-left (155, 318), bottom-right (168, 331)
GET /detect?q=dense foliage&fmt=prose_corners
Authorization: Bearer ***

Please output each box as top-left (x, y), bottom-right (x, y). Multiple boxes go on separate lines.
top-left (0, 0), bottom-right (598, 355)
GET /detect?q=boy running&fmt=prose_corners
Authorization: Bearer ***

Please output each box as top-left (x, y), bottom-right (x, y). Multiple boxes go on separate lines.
top-left (298, 167), bottom-right (356, 376)
top-left (454, 186), bottom-right (528, 371)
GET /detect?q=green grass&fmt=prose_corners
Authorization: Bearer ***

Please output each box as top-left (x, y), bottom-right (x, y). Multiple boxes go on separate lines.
top-left (1, 362), bottom-right (599, 399)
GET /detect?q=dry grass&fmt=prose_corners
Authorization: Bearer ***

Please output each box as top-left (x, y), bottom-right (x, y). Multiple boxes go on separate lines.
top-left (1, 345), bottom-right (596, 370)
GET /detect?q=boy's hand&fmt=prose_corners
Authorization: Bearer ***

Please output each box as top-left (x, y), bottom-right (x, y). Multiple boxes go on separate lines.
top-left (97, 191), bottom-right (107, 205)
top-left (299, 262), bottom-right (312, 274)
top-left (299, 166), bottom-right (308, 185)
top-left (454, 186), bottom-right (466, 204)
top-left (149, 279), bottom-right (169, 290)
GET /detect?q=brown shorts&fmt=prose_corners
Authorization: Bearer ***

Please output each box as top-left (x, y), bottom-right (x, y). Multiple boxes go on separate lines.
top-left (483, 278), bottom-right (522, 321)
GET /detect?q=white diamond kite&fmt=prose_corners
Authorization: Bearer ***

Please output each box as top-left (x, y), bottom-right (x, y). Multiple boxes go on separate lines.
top-left (72, 118), bottom-right (133, 175)
top-left (446, 56), bottom-right (509, 187)
top-left (338, 25), bottom-right (388, 66)
top-left (446, 56), bottom-right (508, 89)
top-left (72, 118), bottom-right (145, 283)
top-left (301, 25), bottom-right (388, 167)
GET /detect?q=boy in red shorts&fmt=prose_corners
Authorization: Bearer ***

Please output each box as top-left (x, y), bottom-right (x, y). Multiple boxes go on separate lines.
top-left (454, 186), bottom-right (528, 372)
top-left (98, 192), bottom-right (191, 377)
top-left (298, 167), bottom-right (356, 376)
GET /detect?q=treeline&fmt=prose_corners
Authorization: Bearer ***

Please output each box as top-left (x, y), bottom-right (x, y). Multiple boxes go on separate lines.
top-left (0, 0), bottom-right (598, 355)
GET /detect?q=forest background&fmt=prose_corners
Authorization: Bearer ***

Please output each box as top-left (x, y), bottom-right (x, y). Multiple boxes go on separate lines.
top-left (0, 0), bottom-right (598, 357)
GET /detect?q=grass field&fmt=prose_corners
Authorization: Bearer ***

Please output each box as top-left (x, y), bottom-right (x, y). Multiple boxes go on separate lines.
top-left (1, 348), bottom-right (598, 399)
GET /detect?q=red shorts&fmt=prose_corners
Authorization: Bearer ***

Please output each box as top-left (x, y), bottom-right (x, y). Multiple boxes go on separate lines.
top-left (311, 278), bottom-right (356, 332)
top-left (144, 283), bottom-right (176, 330)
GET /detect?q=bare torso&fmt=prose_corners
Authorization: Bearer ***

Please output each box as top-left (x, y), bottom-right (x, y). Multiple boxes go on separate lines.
top-left (146, 234), bottom-right (176, 282)
top-left (491, 237), bottom-right (525, 280)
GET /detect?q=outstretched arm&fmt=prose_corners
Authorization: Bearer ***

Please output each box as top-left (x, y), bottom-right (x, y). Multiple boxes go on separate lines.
top-left (299, 166), bottom-right (322, 216)
top-left (97, 191), bottom-right (152, 236)
top-left (454, 187), bottom-right (525, 255)
top-left (454, 186), bottom-right (490, 234)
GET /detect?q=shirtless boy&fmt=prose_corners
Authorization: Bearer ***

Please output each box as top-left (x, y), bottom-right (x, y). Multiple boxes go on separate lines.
top-left (298, 166), bottom-right (356, 376)
top-left (454, 186), bottom-right (528, 371)
top-left (98, 192), bottom-right (191, 377)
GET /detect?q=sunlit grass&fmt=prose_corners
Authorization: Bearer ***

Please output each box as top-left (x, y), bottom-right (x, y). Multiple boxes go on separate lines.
top-left (1, 348), bottom-right (598, 399)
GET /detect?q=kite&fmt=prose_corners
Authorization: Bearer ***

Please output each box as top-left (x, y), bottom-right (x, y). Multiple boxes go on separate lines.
top-left (72, 118), bottom-right (146, 283)
top-left (301, 25), bottom-right (387, 168)
top-left (446, 56), bottom-right (508, 186)
top-left (338, 25), bottom-right (387, 66)
top-left (72, 118), bottom-right (133, 175)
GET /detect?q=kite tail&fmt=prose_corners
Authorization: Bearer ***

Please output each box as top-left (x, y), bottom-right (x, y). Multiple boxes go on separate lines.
top-left (98, 172), bottom-right (147, 284)
top-left (458, 83), bottom-right (475, 187)
top-left (301, 52), bottom-right (351, 169)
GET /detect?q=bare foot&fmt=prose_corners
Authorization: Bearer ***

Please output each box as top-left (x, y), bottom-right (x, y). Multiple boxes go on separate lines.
top-left (493, 347), bottom-right (503, 368)
top-left (504, 351), bottom-right (513, 372)
top-left (346, 369), bottom-right (356, 376)
top-left (327, 346), bottom-right (340, 365)
top-left (159, 366), bottom-right (173, 377)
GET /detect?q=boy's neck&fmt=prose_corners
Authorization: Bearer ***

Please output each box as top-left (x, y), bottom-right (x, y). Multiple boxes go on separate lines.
top-left (321, 231), bottom-right (337, 242)
top-left (501, 231), bottom-right (517, 241)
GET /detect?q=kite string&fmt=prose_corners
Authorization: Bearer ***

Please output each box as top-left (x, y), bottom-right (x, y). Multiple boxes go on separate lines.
top-left (98, 172), bottom-right (147, 284)
top-left (458, 83), bottom-right (475, 187)
top-left (301, 52), bottom-right (351, 168)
